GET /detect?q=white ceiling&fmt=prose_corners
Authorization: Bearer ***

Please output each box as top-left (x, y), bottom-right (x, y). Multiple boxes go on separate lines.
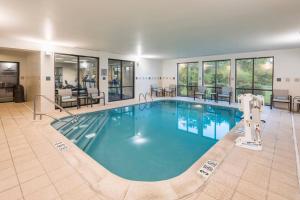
top-left (0, 0), bottom-right (300, 59)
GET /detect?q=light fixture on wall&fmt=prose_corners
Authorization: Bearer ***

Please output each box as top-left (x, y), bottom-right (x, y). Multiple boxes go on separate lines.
top-left (81, 62), bottom-right (88, 68)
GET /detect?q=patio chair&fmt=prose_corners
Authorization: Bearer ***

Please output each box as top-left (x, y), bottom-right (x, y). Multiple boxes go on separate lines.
top-left (194, 86), bottom-right (206, 101)
top-left (57, 89), bottom-right (77, 109)
top-left (217, 87), bottom-right (232, 104)
top-left (87, 88), bottom-right (105, 107)
top-left (150, 84), bottom-right (163, 97)
top-left (164, 84), bottom-right (176, 97)
top-left (270, 89), bottom-right (292, 112)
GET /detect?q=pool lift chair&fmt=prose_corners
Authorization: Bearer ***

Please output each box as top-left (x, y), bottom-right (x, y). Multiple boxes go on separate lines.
top-left (235, 93), bottom-right (264, 151)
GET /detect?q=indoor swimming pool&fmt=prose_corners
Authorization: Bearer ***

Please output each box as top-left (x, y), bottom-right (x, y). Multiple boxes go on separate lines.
top-left (52, 100), bottom-right (242, 181)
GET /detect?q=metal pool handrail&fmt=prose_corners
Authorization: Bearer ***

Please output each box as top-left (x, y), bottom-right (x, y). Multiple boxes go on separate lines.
top-left (139, 92), bottom-right (153, 103)
top-left (33, 95), bottom-right (78, 123)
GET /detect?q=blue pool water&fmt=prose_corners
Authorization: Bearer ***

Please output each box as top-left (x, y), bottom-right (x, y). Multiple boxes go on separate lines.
top-left (52, 100), bottom-right (242, 181)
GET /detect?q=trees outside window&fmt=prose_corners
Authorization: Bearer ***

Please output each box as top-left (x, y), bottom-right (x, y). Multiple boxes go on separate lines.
top-left (235, 57), bottom-right (273, 105)
top-left (177, 62), bottom-right (199, 97)
top-left (203, 60), bottom-right (231, 95)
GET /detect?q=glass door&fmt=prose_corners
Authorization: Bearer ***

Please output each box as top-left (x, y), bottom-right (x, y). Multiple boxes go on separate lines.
top-left (79, 57), bottom-right (98, 90)
top-left (0, 62), bottom-right (19, 102)
top-left (108, 59), bottom-right (121, 101)
top-left (108, 59), bottom-right (135, 102)
top-left (122, 61), bottom-right (134, 99)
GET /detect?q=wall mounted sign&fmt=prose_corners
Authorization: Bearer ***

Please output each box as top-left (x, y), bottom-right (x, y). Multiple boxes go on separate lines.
top-left (101, 69), bottom-right (107, 76)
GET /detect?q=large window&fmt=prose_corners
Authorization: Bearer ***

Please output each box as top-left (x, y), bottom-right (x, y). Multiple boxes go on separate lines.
top-left (108, 59), bottom-right (134, 102)
top-left (235, 57), bottom-right (273, 105)
top-left (177, 62), bottom-right (199, 96)
top-left (203, 60), bottom-right (231, 95)
top-left (54, 54), bottom-right (99, 106)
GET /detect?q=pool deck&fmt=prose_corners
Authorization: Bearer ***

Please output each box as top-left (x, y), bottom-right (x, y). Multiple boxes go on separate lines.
top-left (0, 97), bottom-right (299, 200)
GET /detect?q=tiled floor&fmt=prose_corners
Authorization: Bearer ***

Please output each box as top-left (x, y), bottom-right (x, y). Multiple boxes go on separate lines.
top-left (0, 98), bottom-right (299, 200)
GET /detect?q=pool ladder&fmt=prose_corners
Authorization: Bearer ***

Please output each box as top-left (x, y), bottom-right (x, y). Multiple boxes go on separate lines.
top-left (139, 92), bottom-right (153, 103)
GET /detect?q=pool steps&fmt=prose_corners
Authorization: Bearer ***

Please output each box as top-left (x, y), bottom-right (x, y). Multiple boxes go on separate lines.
top-left (78, 113), bottom-right (109, 151)
top-left (55, 112), bottom-right (109, 152)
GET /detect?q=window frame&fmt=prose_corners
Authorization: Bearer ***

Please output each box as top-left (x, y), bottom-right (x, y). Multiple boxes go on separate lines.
top-left (235, 56), bottom-right (274, 105)
top-left (176, 62), bottom-right (199, 97)
top-left (108, 58), bottom-right (135, 102)
top-left (54, 53), bottom-right (100, 107)
top-left (202, 59), bottom-right (231, 93)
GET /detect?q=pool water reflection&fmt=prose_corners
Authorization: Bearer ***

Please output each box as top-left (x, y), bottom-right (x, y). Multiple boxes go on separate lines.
top-left (52, 100), bottom-right (242, 181)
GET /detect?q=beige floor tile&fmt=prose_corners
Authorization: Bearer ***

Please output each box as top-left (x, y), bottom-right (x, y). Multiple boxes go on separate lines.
top-left (0, 149), bottom-right (11, 162)
top-left (236, 180), bottom-right (266, 200)
top-left (269, 178), bottom-right (300, 200)
top-left (21, 174), bottom-right (51, 196)
top-left (95, 174), bottom-right (130, 200)
top-left (209, 169), bottom-right (239, 189)
top-left (47, 165), bottom-right (76, 183)
top-left (271, 161), bottom-right (297, 177)
top-left (0, 175), bottom-right (19, 193)
top-left (241, 163), bottom-right (270, 189)
top-left (39, 155), bottom-right (68, 172)
top-left (14, 159), bottom-right (41, 173)
top-left (0, 167), bottom-right (16, 180)
top-left (231, 192), bottom-right (255, 200)
top-left (0, 160), bottom-right (13, 171)
top-left (124, 182), bottom-right (178, 200)
top-left (17, 165), bottom-right (46, 183)
top-left (24, 185), bottom-right (59, 200)
top-left (0, 186), bottom-right (23, 200)
top-left (53, 174), bottom-right (85, 195)
top-left (60, 184), bottom-right (95, 200)
top-left (195, 192), bottom-right (216, 200)
top-left (267, 192), bottom-right (289, 200)
top-left (270, 169), bottom-right (298, 189)
top-left (203, 180), bottom-right (234, 200)
top-left (169, 170), bottom-right (205, 198)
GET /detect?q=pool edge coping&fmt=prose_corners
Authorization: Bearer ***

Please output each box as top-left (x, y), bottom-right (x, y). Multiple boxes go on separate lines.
top-left (40, 97), bottom-right (244, 199)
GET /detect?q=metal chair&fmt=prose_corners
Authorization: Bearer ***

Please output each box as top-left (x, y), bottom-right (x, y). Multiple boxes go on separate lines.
top-left (150, 84), bottom-right (163, 97)
top-left (56, 89), bottom-right (78, 109)
top-left (271, 89), bottom-right (292, 112)
top-left (194, 86), bottom-right (206, 101)
top-left (164, 84), bottom-right (176, 97)
top-left (217, 87), bottom-right (232, 104)
top-left (87, 88), bottom-right (105, 107)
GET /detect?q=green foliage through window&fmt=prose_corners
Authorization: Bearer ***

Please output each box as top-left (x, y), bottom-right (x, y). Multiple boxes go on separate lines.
top-left (235, 57), bottom-right (273, 105)
top-left (177, 63), bottom-right (199, 96)
top-left (203, 60), bottom-right (231, 95)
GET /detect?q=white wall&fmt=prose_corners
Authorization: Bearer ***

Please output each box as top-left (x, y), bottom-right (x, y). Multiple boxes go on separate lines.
top-left (162, 48), bottom-right (300, 101)
top-left (0, 43), bottom-right (163, 112)
top-left (25, 51), bottom-right (41, 102)
top-left (135, 59), bottom-right (163, 95)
